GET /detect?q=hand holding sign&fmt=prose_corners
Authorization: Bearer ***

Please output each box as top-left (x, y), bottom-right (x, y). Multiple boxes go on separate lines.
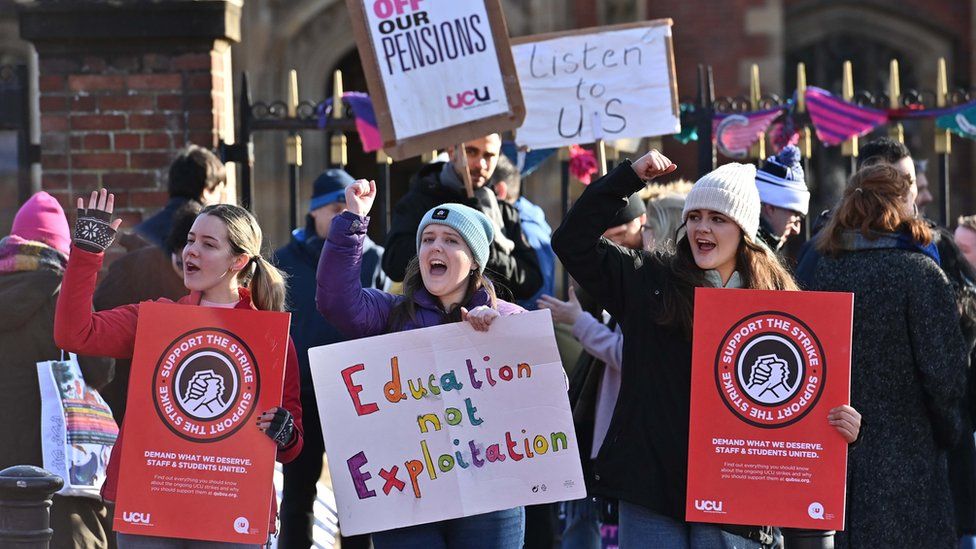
top-left (828, 405), bottom-right (861, 443)
top-left (631, 149), bottom-right (676, 182)
top-left (461, 305), bottom-right (500, 332)
top-left (345, 179), bottom-right (376, 217)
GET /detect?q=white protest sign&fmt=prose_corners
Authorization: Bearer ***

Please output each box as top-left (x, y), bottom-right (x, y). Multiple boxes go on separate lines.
top-left (309, 310), bottom-right (585, 535)
top-left (512, 20), bottom-right (680, 150)
top-left (347, 0), bottom-right (525, 159)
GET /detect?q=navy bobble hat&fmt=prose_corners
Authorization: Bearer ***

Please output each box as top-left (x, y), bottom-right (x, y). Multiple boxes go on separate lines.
top-left (309, 169), bottom-right (356, 212)
top-left (416, 204), bottom-right (494, 273)
top-left (755, 145), bottom-right (809, 216)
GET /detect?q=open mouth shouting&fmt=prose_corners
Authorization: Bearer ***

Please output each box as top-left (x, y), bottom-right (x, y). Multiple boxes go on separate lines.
top-left (184, 259), bottom-right (201, 276)
top-left (695, 238), bottom-right (716, 253)
top-left (429, 258), bottom-right (448, 276)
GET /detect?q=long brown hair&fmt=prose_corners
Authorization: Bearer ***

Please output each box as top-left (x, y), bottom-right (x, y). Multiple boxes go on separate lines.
top-left (656, 232), bottom-right (798, 337)
top-left (387, 256), bottom-right (497, 331)
top-left (198, 204), bottom-right (287, 312)
top-left (817, 163), bottom-right (931, 256)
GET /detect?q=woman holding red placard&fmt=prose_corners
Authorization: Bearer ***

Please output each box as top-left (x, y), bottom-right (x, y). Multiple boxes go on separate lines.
top-left (54, 188), bottom-right (304, 548)
top-left (552, 151), bottom-right (861, 549)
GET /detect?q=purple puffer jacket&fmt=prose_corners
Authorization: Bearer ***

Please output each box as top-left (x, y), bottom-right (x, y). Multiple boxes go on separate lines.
top-left (316, 211), bottom-right (523, 338)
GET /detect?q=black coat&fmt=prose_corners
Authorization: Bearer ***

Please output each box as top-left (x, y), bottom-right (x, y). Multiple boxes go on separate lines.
top-left (810, 244), bottom-right (967, 549)
top-left (552, 161), bottom-right (696, 520)
top-left (382, 162), bottom-right (542, 301)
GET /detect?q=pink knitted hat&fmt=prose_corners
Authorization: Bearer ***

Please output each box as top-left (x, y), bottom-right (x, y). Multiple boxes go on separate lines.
top-left (11, 191), bottom-right (71, 255)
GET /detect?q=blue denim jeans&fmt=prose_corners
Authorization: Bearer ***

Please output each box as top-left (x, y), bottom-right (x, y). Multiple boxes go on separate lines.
top-left (561, 497), bottom-right (602, 549)
top-left (116, 533), bottom-right (261, 548)
top-left (617, 501), bottom-right (761, 549)
top-left (370, 507), bottom-right (525, 549)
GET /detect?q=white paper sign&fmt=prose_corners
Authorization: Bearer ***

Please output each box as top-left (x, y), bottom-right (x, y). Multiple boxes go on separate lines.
top-left (363, 0), bottom-right (511, 140)
top-left (309, 310), bottom-right (585, 535)
top-left (513, 22), bottom-right (680, 149)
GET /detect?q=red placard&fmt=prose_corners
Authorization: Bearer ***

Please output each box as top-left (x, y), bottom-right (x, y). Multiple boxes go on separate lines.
top-left (686, 288), bottom-right (853, 530)
top-left (114, 302), bottom-right (290, 544)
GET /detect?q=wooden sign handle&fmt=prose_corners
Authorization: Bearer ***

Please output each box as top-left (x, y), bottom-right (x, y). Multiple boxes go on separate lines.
top-left (454, 143), bottom-right (475, 198)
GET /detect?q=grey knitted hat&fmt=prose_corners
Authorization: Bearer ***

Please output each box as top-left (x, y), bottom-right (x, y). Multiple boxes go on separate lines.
top-left (682, 163), bottom-right (760, 238)
top-left (416, 204), bottom-right (495, 273)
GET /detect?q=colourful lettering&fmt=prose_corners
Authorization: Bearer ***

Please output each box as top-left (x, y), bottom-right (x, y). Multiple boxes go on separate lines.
top-left (440, 370), bottom-right (463, 391)
top-left (417, 413), bottom-right (441, 433)
top-left (505, 431), bottom-right (524, 461)
top-left (384, 356), bottom-right (406, 403)
top-left (486, 443), bottom-right (506, 462)
top-left (379, 466), bottom-right (405, 495)
top-left (347, 451), bottom-right (376, 499)
top-left (405, 459), bottom-right (424, 498)
top-left (340, 364), bottom-right (379, 416)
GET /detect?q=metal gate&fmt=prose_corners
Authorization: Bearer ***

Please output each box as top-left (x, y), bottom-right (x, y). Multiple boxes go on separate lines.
top-left (219, 71), bottom-right (397, 238)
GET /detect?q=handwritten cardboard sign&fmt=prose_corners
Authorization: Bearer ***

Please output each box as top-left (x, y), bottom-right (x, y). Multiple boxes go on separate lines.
top-left (686, 288), bottom-right (853, 530)
top-left (309, 310), bottom-right (585, 535)
top-left (114, 303), bottom-right (290, 544)
top-left (347, 0), bottom-right (525, 160)
top-left (512, 20), bottom-right (680, 149)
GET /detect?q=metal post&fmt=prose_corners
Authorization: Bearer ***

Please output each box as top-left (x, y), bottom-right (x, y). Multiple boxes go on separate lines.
top-left (748, 64), bottom-right (766, 160)
top-left (13, 65), bottom-right (32, 204)
top-left (939, 153), bottom-right (950, 225)
top-left (330, 70), bottom-right (348, 169)
top-left (286, 70), bottom-right (302, 231)
top-left (376, 150), bottom-right (392, 238)
top-left (888, 60), bottom-right (904, 143)
top-left (840, 61), bottom-right (858, 178)
top-left (696, 64), bottom-right (716, 178)
top-left (796, 62), bottom-right (814, 241)
top-left (0, 465), bottom-right (64, 548)
top-left (239, 73), bottom-right (254, 211)
top-left (935, 57), bottom-right (952, 226)
top-left (560, 152), bottom-right (571, 299)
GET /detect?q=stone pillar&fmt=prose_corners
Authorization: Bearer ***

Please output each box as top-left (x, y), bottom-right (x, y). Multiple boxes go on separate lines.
top-left (19, 0), bottom-right (240, 227)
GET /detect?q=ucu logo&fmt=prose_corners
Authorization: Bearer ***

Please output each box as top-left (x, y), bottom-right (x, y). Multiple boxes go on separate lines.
top-left (447, 87), bottom-right (491, 109)
top-left (694, 499), bottom-right (725, 513)
top-left (122, 511), bottom-right (151, 524)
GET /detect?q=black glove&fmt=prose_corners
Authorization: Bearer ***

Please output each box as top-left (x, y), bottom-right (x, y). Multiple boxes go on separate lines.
top-left (263, 407), bottom-right (295, 448)
top-left (74, 205), bottom-right (117, 253)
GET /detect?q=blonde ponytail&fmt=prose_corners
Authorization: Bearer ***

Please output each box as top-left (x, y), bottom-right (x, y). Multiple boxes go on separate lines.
top-left (198, 204), bottom-right (288, 312)
top-left (249, 256), bottom-right (287, 312)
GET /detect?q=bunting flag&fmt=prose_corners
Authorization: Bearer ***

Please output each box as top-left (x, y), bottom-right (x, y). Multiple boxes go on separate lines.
top-left (712, 107), bottom-right (784, 159)
top-left (317, 92), bottom-right (383, 153)
top-left (767, 105), bottom-right (801, 153)
top-left (804, 87), bottom-right (888, 146)
top-left (937, 103), bottom-right (976, 138)
top-left (501, 142), bottom-right (557, 177)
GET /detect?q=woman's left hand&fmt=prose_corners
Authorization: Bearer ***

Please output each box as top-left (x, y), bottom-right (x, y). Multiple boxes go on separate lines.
top-left (461, 305), bottom-right (499, 332)
top-left (828, 405), bottom-right (861, 444)
top-left (257, 407), bottom-right (295, 447)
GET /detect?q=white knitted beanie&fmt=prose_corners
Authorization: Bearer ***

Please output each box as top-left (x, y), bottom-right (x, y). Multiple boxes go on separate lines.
top-left (682, 163), bottom-right (761, 238)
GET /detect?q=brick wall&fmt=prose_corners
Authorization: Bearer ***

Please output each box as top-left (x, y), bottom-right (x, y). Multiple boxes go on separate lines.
top-left (38, 51), bottom-right (228, 228)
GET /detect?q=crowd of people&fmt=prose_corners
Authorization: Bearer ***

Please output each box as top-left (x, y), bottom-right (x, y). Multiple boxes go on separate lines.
top-left (2, 131), bottom-right (974, 549)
